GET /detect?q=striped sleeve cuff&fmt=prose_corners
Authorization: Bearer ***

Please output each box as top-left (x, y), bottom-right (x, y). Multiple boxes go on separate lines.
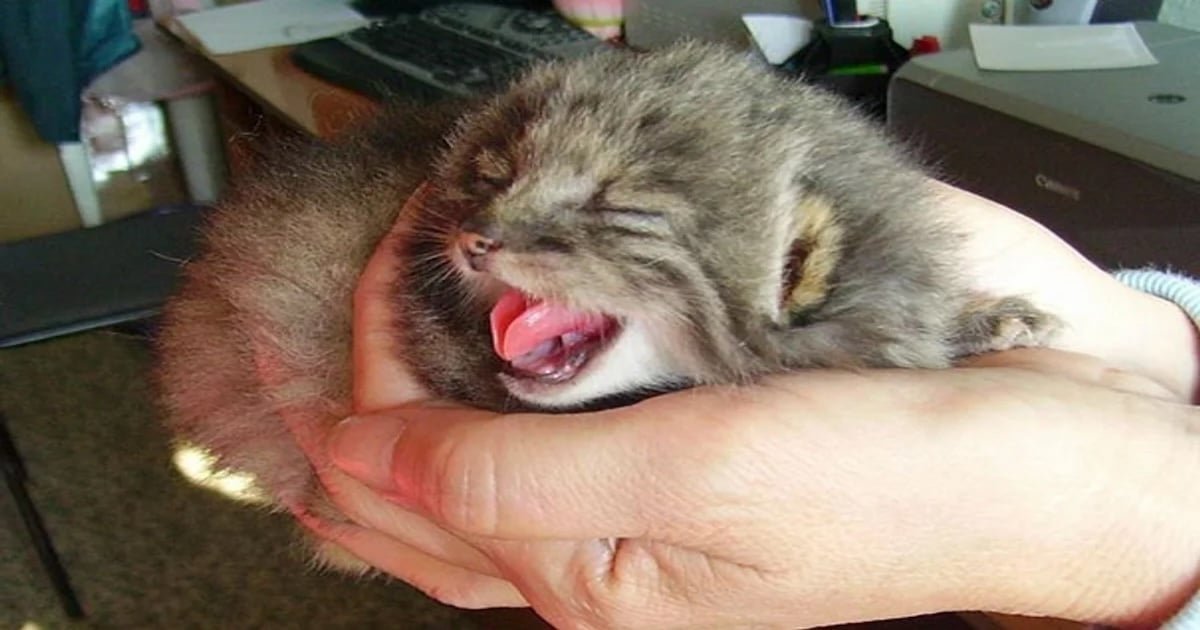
top-left (1113, 268), bottom-right (1200, 322)
top-left (1164, 604), bottom-right (1200, 630)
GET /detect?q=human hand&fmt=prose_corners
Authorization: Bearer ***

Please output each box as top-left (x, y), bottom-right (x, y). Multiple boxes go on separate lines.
top-left (326, 348), bottom-right (1200, 628)
top-left (257, 184), bottom-right (525, 606)
top-left (928, 180), bottom-right (1197, 402)
top-left (286, 181), bottom-right (1200, 627)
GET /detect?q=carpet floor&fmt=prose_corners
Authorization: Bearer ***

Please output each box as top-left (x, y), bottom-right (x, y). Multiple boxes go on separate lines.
top-left (1, 330), bottom-right (975, 630)
top-left (0, 331), bottom-right (528, 629)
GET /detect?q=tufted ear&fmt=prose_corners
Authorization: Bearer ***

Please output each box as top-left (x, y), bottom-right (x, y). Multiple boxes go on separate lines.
top-left (780, 193), bottom-right (844, 325)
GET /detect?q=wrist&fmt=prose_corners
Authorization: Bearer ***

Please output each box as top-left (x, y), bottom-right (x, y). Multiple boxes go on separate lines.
top-left (1125, 287), bottom-right (1200, 403)
top-left (1048, 272), bottom-right (1199, 403)
top-left (1110, 270), bottom-right (1200, 404)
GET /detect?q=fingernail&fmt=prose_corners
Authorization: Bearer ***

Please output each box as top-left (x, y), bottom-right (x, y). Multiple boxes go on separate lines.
top-left (329, 415), bottom-right (407, 493)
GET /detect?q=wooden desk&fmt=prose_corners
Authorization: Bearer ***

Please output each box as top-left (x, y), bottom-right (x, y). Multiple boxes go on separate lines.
top-left (161, 17), bottom-right (377, 139)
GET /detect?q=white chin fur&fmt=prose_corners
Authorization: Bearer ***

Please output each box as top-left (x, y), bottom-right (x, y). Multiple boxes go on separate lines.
top-left (502, 320), bottom-right (684, 410)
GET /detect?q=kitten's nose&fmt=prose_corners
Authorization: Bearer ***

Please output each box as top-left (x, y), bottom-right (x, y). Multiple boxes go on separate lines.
top-left (458, 230), bottom-right (502, 272)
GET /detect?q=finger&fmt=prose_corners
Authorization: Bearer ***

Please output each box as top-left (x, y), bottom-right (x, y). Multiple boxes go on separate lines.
top-left (316, 463), bottom-right (507, 579)
top-left (477, 537), bottom-right (625, 629)
top-left (294, 506), bottom-right (528, 610)
top-left (254, 337), bottom-right (503, 579)
top-left (329, 393), bottom-right (736, 541)
top-left (960, 348), bottom-right (1177, 399)
top-left (353, 182), bottom-right (435, 412)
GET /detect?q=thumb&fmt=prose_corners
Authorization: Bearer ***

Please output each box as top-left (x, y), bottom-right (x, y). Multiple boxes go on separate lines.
top-left (328, 398), bottom-right (716, 541)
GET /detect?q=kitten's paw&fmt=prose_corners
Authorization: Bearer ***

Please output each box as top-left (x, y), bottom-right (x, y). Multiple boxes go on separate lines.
top-left (953, 296), bottom-right (1060, 357)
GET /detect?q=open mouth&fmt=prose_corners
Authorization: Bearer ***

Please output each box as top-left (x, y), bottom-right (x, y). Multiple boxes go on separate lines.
top-left (489, 288), bottom-right (621, 384)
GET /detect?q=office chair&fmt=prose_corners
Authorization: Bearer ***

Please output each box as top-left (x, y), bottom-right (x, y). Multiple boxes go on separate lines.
top-left (0, 205), bottom-right (204, 618)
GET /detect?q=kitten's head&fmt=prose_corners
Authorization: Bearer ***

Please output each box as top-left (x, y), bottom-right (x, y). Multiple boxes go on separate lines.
top-left (420, 44), bottom-right (824, 409)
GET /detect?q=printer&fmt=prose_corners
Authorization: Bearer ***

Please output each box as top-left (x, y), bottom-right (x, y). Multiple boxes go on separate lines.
top-left (888, 21), bottom-right (1199, 275)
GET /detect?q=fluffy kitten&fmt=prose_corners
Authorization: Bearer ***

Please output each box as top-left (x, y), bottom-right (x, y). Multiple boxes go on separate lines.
top-left (156, 43), bottom-right (1052, 542)
top-left (397, 44), bottom-right (1053, 411)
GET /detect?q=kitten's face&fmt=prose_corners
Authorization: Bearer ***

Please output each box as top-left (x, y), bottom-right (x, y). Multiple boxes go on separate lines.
top-left (433, 127), bottom-right (708, 408)
top-left (420, 52), bottom-right (793, 409)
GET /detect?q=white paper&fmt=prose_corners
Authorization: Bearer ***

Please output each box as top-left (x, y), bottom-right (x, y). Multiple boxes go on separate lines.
top-left (176, 0), bottom-right (369, 55)
top-left (742, 14), bottom-right (813, 65)
top-left (969, 23), bottom-right (1158, 71)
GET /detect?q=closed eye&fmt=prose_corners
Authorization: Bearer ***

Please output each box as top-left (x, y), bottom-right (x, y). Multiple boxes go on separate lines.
top-left (477, 174), bottom-right (511, 190)
top-left (594, 206), bottom-right (667, 221)
top-left (473, 147), bottom-right (514, 191)
top-left (532, 235), bottom-right (573, 252)
top-left (589, 206), bottom-right (670, 238)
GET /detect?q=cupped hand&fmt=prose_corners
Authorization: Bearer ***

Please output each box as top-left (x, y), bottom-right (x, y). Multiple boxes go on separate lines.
top-left (263, 184), bottom-right (527, 608)
top-left (284, 181), bottom-right (1200, 628)
top-left (327, 349), bottom-right (1200, 628)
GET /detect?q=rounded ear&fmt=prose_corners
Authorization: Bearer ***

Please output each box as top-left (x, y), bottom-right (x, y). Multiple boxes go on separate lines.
top-left (781, 194), bottom-right (844, 325)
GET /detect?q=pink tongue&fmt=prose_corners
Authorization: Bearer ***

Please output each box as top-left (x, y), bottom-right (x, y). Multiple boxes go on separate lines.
top-left (489, 289), bottom-right (610, 361)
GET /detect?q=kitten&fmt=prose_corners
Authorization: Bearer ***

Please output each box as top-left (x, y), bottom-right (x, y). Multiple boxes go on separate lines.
top-left (397, 43), bottom-right (1054, 411)
top-left (155, 42), bottom-right (1053, 556)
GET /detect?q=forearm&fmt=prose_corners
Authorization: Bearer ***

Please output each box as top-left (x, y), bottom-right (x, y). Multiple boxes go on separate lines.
top-left (935, 385), bottom-right (1200, 626)
top-left (1033, 405), bottom-right (1200, 626)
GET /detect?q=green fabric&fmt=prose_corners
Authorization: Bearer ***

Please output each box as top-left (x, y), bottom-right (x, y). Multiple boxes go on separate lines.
top-left (0, 0), bottom-right (140, 142)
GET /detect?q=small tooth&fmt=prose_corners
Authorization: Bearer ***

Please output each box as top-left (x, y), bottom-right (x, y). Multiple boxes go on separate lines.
top-left (511, 338), bottom-right (560, 369)
top-left (565, 347), bottom-right (591, 370)
top-left (526, 338), bottom-right (560, 360)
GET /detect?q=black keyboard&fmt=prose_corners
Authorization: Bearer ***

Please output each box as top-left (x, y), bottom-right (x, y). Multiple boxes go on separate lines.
top-left (292, 3), bottom-right (607, 101)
